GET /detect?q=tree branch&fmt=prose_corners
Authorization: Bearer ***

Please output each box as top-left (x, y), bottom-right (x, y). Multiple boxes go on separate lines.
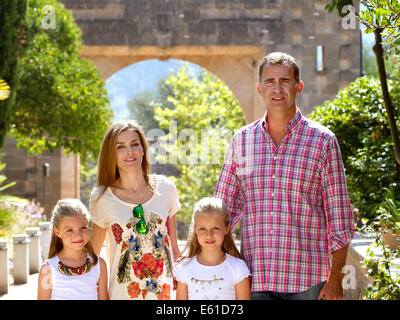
top-left (373, 28), bottom-right (400, 165)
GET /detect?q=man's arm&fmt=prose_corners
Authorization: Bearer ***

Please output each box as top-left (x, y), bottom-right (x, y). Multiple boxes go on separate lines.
top-left (213, 135), bottom-right (244, 229)
top-left (319, 135), bottom-right (355, 300)
top-left (317, 244), bottom-right (349, 300)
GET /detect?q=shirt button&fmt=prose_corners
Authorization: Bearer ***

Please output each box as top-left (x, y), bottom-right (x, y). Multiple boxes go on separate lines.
top-left (272, 175), bottom-right (275, 179)
top-left (271, 192), bottom-right (274, 198)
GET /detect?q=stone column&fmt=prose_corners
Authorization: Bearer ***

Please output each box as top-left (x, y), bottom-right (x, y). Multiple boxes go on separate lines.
top-left (0, 239), bottom-right (9, 295)
top-left (39, 221), bottom-right (52, 261)
top-left (25, 227), bottom-right (42, 274)
top-left (12, 234), bottom-right (30, 285)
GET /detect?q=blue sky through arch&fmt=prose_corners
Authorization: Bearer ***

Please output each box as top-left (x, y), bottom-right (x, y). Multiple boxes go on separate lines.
top-left (106, 59), bottom-right (201, 121)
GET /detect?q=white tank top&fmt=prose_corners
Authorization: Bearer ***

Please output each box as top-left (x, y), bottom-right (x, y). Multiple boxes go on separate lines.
top-left (46, 255), bottom-right (100, 300)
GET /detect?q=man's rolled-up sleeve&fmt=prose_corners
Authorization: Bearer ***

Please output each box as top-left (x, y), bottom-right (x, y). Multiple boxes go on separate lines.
top-left (321, 136), bottom-right (355, 253)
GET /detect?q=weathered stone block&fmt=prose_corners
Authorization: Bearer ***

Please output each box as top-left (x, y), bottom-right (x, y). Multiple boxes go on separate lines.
top-left (291, 7), bottom-right (302, 19)
top-left (244, 0), bottom-right (265, 9)
top-left (215, 0), bottom-right (244, 9)
top-left (4, 169), bottom-right (26, 181)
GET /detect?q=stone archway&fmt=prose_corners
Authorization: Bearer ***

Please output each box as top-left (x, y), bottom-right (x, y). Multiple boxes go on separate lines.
top-left (3, 0), bottom-right (362, 213)
top-left (63, 0), bottom-right (361, 118)
top-left (80, 45), bottom-right (266, 123)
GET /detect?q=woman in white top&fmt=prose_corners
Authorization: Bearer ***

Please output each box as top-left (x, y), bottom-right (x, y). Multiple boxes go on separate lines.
top-left (175, 197), bottom-right (251, 300)
top-left (37, 199), bottom-right (108, 300)
top-left (90, 120), bottom-right (181, 300)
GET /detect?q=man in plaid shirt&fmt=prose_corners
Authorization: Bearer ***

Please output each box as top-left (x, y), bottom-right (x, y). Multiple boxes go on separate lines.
top-left (214, 52), bottom-right (355, 300)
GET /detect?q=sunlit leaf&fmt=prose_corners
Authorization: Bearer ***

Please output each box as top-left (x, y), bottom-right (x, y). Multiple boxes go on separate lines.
top-left (0, 79), bottom-right (10, 100)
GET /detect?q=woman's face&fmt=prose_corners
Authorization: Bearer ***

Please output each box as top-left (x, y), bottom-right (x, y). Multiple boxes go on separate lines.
top-left (115, 129), bottom-right (145, 173)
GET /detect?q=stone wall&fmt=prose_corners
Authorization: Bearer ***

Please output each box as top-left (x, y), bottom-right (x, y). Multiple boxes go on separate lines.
top-left (2, 0), bottom-right (362, 216)
top-left (60, 0), bottom-right (361, 118)
top-left (1, 137), bottom-right (79, 218)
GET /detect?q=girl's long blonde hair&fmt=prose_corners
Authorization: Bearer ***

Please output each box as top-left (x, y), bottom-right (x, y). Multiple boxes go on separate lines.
top-left (95, 120), bottom-right (154, 199)
top-left (48, 199), bottom-right (98, 265)
top-left (183, 197), bottom-right (241, 259)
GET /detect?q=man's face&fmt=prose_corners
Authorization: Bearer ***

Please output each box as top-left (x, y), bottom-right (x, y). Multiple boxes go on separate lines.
top-left (257, 64), bottom-right (304, 116)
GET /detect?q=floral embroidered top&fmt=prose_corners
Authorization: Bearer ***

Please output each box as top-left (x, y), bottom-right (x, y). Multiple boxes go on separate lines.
top-left (89, 175), bottom-right (181, 300)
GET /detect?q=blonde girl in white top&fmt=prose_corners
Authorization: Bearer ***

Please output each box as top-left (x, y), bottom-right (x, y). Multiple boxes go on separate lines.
top-left (37, 199), bottom-right (108, 300)
top-left (175, 197), bottom-right (251, 300)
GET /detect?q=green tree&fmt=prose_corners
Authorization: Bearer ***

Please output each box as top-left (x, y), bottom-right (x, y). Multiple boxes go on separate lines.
top-left (326, 0), bottom-right (400, 165)
top-left (128, 90), bottom-right (161, 133)
top-left (79, 158), bottom-right (98, 207)
top-left (387, 43), bottom-right (400, 80)
top-left (153, 67), bottom-right (245, 223)
top-left (363, 38), bottom-right (379, 77)
top-left (127, 75), bottom-right (176, 134)
top-left (309, 76), bottom-right (400, 220)
top-left (361, 37), bottom-right (398, 78)
top-left (0, 0), bottom-right (27, 148)
top-left (0, 154), bottom-right (27, 237)
top-left (2, 0), bottom-right (112, 162)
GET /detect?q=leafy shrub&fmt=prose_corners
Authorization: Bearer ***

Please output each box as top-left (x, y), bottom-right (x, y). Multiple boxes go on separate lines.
top-left (0, 200), bottom-right (45, 238)
top-left (362, 232), bottom-right (400, 300)
top-left (309, 76), bottom-right (400, 220)
top-left (375, 187), bottom-right (400, 233)
top-left (0, 157), bottom-right (44, 238)
top-left (154, 67), bottom-right (245, 223)
top-left (361, 187), bottom-right (400, 300)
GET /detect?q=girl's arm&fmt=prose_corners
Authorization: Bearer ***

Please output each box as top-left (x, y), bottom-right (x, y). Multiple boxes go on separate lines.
top-left (97, 257), bottom-right (109, 300)
top-left (235, 276), bottom-right (251, 300)
top-left (176, 281), bottom-right (188, 300)
top-left (167, 215), bottom-right (181, 261)
top-left (37, 264), bottom-right (52, 300)
top-left (91, 223), bottom-right (107, 256)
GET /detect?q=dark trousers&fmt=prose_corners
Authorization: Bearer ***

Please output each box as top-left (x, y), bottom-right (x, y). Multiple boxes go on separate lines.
top-left (251, 281), bottom-right (326, 300)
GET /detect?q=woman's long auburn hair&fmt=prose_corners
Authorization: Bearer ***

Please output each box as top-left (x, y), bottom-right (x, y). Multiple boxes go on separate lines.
top-left (182, 197), bottom-right (241, 260)
top-left (48, 199), bottom-right (98, 265)
top-left (95, 120), bottom-right (154, 199)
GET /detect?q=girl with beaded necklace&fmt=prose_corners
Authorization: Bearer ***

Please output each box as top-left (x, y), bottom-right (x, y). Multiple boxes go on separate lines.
top-left (38, 199), bottom-right (109, 300)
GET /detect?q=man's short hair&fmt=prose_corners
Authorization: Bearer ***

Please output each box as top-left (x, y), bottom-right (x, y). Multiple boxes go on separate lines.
top-left (258, 52), bottom-right (301, 83)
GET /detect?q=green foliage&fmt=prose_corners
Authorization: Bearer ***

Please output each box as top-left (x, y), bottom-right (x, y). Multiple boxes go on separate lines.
top-left (362, 39), bottom-right (379, 77)
top-left (0, 0), bottom-right (27, 148)
top-left (153, 67), bottom-right (245, 223)
top-left (327, 0), bottom-right (400, 43)
top-left (362, 231), bottom-right (400, 300)
top-left (128, 76), bottom-right (176, 133)
top-left (0, 79), bottom-right (11, 100)
top-left (325, 0), bottom-right (353, 17)
top-left (4, 0), bottom-right (113, 162)
top-left (0, 156), bottom-right (28, 238)
top-left (387, 43), bottom-right (400, 80)
top-left (361, 38), bottom-right (399, 78)
top-left (309, 76), bottom-right (400, 220)
top-left (372, 187), bottom-right (400, 233)
top-left (361, 187), bottom-right (400, 300)
top-left (79, 158), bottom-right (98, 208)
top-left (128, 90), bottom-right (160, 133)
top-left (359, 0), bottom-right (400, 43)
